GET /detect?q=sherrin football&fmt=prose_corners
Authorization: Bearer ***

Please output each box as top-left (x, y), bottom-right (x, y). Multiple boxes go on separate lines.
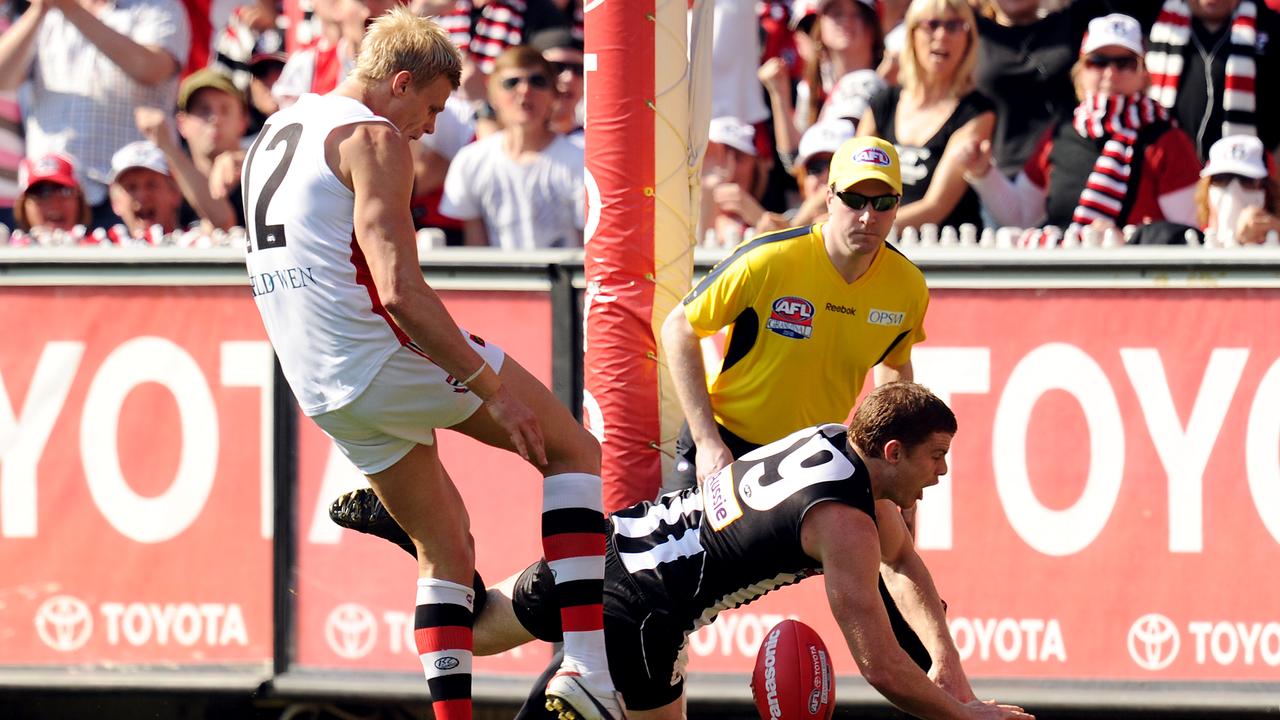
top-left (751, 619), bottom-right (835, 720)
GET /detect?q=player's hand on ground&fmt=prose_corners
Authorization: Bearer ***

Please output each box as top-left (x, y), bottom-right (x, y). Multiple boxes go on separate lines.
top-left (965, 699), bottom-right (1035, 719)
top-left (694, 439), bottom-right (734, 486)
top-left (483, 386), bottom-right (548, 466)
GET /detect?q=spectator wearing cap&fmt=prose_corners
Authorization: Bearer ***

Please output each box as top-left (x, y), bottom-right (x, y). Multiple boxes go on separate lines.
top-left (700, 116), bottom-right (772, 246)
top-left (1196, 135), bottom-right (1280, 244)
top-left (961, 13), bottom-right (1201, 230)
top-left (528, 27), bottom-right (584, 141)
top-left (14, 153), bottom-right (90, 233)
top-left (107, 140), bottom-right (187, 239)
top-left (974, 0), bottom-right (1116, 177)
top-left (0, 0), bottom-right (190, 224)
top-left (440, 45), bottom-right (583, 249)
top-left (861, 0), bottom-right (995, 230)
top-left (175, 68), bottom-right (250, 224)
top-left (756, 118), bottom-right (858, 234)
top-left (1132, 0), bottom-right (1280, 162)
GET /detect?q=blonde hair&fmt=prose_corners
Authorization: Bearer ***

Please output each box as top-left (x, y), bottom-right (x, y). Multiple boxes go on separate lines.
top-left (354, 7), bottom-right (462, 89)
top-left (898, 0), bottom-right (979, 98)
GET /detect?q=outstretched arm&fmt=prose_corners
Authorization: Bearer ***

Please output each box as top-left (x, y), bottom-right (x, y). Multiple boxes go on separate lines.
top-left (804, 501), bottom-right (1034, 720)
top-left (876, 499), bottom-right (974, 702)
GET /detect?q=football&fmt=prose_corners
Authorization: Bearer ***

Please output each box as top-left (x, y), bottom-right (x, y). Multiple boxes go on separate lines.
top-left (750, 619), bottom-right (835, 720)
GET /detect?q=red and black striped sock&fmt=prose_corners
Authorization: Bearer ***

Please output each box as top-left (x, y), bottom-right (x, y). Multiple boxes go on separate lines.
top-left (414, 578), bottom-right (474, 720)
top-left (541, 473), bottom-right (608, 675)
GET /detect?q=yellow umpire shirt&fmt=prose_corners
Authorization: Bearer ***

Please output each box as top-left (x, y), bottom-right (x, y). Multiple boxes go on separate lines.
top-left (681, 222), bottom-right (929, 445)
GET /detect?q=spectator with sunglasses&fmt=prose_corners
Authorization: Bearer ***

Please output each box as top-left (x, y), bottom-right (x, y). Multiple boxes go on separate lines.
top-left (1196, 135), bottom-right (1280, 244)
top-left (14, 152), bottom-right (91, 234)
top-left (441, 45), bottom-right (584, 249)
top-left (961, 14), bottom-right (1201, 231)
top-left (861, 0), bottom-right (996, 231)
top-left (528, 27), bottom-right (584, 143)
top-left (661, 136), bottom-right (928, 501)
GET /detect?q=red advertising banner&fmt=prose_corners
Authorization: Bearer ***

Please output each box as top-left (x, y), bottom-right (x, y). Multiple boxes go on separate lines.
top-left (291, 290), bottom-right (556, 678)
top-left (0, 286), bottom-right (274, 666)
top-left (680, 287), bottom-right (1280, 685)
top-left (3, 281), bottom-right (1277, 695)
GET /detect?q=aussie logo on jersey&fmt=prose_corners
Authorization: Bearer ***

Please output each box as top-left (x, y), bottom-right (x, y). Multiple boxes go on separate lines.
top-left (767, 296), bottom-right (814, 339)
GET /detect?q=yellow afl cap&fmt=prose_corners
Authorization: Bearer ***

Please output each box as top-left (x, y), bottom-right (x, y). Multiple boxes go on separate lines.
top-left (828, 136), bottom-right (902, 195)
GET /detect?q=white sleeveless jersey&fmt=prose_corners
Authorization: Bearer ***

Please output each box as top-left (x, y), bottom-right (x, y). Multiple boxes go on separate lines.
top-left (242, 93), bottom-right (409, 416)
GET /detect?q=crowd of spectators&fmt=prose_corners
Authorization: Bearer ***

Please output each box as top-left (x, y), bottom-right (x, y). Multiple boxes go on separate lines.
top-left (0, 0), bottom-right (583, 249)
top-left (2, 0), bottom-right (1279, 250)
top-left (704, 0), bottom-right (1280, 248)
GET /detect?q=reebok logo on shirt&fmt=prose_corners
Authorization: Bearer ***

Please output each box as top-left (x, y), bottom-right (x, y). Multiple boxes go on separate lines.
top-left (825, 303), bottom-right (857, 316)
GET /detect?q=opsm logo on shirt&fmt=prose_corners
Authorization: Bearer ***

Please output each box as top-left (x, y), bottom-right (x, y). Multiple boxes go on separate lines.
top-left (867, 308), bottom-right (905, 327)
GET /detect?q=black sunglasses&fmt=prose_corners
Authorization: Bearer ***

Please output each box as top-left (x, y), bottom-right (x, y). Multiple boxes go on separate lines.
top-left (549, 61), bottom-right (584, 77)
top-left (499, 74), bottom-right (551, 91)
top-left (27, 182), bottom-right (77, 199)
top-left (1208, 173), bottom-right (1266, 189)
top-left (835, 190), bottom-right (900, 212)
top-left (1084, 54), bottom-right (1140, 72)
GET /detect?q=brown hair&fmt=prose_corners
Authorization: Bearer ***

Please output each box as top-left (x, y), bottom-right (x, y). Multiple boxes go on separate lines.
top-left (803, 0), bottom-right (885, 128)
top-left (848, 382), bottom-right (957, 459)
top-left (354, 7), bottom-right (462, 90)
top-left (898, 0), bottom-right (979, 98)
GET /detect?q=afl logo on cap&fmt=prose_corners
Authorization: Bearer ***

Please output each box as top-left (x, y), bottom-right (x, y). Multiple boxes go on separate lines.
top-left (853, 147), bottom-right (891, 167)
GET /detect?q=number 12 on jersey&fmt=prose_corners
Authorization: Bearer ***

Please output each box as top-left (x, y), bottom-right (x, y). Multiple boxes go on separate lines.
top-left (242, 122), bottom-right (303, 252)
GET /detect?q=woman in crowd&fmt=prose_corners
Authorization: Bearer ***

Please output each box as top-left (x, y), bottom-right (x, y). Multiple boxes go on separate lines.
top-left (14, 153), bottom-right (90, 234)
top-left (754, 117), bottom-right (857, 234)
top-left (1196, 135), bottom-right (1280, 244)
top-left (859, 0), bottom-right (995, 230)
top-left (760, 0), bottom-right (883, 161)
top-left (962, 14), bottom-right (1201, 230)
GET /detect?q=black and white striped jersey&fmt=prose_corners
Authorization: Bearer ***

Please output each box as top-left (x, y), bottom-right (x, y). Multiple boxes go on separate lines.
top-left (608, 423), bottom-right (877, 633)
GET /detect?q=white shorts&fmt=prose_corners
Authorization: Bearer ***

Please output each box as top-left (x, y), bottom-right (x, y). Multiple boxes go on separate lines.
top-left (312, 332), bottom-right (506, 474)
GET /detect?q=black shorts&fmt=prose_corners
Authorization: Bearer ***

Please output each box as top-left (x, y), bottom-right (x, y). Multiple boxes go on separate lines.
top-left (512, 553), bottom-right (691, 711)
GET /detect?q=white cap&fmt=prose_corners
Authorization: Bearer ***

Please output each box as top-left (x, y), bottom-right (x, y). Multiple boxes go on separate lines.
top-left (1201, 135), bottom-right (1269, 179)
top-left (109, 141), bottom-right (170, 183)
top-left (708, 116), bottom-right (757, 157)
top-left (821, 69), bottom-right (886, 123)
top-left (796, 119), bottom-right (856, 168)
top-left (1081, 14), bottom-right (1144, 56)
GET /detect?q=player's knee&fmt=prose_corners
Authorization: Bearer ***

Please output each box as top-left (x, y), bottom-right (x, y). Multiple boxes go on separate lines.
top-left (555, 423), bottom-right (600, 469)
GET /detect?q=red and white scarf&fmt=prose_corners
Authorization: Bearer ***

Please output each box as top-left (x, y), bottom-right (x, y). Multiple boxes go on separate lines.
top-left (1146, 0), bottom-right (1258, 139)
top-left (1071, 93), bottom-right (1169, 226)
top-left (437, 0), bottom-right (528, 75)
